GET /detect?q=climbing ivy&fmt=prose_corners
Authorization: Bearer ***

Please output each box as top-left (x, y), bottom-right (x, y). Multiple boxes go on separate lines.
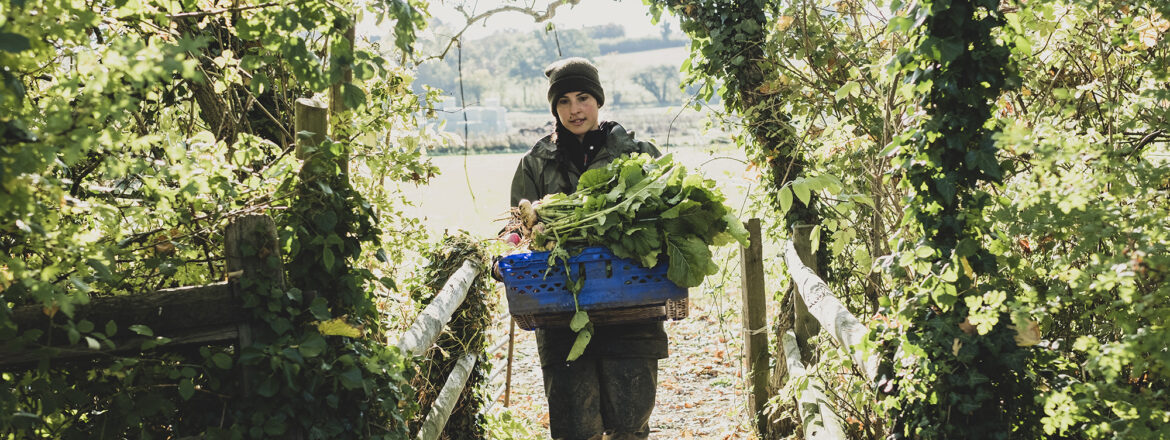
top-left (876, 0), bottom-right (1040, 437)
top-left (0, 0), bottom-right (437, 437)
top-left (647, 0), bottom-right (823, 228)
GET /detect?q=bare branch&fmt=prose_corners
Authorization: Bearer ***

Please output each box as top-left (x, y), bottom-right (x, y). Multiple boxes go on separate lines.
top-left (418, 0), bottom-right (580, 64)
top-left (167, 2), bottom-right (280, 19)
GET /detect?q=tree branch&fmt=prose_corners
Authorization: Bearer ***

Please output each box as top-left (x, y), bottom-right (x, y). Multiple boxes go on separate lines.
top-left (167, 2), bottom-right (280, 19)
top-left (419, 0), bottom-right (580, 64)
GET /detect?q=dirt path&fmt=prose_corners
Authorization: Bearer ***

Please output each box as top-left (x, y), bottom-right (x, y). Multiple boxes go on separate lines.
top-left (484, 290), bottom-right (757, 439)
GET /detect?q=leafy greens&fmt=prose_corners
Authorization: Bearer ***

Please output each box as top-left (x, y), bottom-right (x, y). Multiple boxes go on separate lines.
top-left (524, 153), bottom-right (749, 360)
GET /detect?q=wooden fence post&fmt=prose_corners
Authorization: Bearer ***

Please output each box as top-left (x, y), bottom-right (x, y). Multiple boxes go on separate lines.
top-left (740, 218), bottom-right (770, 434)
top-left (224, 214), bottom-right (285, 396)
top-left (294, 98), bottom-right (328, 160)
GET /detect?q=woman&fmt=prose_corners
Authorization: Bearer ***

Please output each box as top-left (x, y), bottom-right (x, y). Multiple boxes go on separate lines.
top-left (509, 57), bottom-right (665, 440)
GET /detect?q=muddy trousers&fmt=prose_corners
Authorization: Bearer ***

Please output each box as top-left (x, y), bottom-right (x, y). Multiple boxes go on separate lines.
top-left (542, 357), bottom-right (658, 440)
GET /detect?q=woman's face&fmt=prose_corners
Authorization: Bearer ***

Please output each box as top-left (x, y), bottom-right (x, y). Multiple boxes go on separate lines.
top-left (555, 91), bottom-right (600, 139)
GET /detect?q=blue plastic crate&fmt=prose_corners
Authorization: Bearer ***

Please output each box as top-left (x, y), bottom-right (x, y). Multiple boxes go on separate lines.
top-left (498, 247), bottom-right (689, 330)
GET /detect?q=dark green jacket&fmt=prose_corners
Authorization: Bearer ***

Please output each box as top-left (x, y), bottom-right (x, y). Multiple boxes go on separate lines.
top-left (509, 121), bottom-right (669, 367)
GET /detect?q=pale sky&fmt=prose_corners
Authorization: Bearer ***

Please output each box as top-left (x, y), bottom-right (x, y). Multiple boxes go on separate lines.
top-left (405, 0), bottom-right (679, 41)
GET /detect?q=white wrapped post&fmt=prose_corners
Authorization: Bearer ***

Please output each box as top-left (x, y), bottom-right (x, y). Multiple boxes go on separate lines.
top-left (415, 353), bottom-right (478, 440)
top-left (784, 240), bottom-right (878, 382)
top-left (782, 331), bottom-right (846, 440)
top-left (395, 260), bottom-right (481, 357)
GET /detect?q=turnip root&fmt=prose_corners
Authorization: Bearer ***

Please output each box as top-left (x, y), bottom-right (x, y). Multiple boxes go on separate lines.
top-left (518, 199), bottom-right (537, 228)
top-left (501, 232), bottom-right (521, 246)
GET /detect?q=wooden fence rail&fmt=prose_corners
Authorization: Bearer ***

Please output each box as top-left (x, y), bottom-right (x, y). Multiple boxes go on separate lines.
top-left (783, 239), bottom-right (878, 383)
top-left (0, 215), bottom-right (282, 371)
top-left (395, 260), bottom-right (481, 357)
top-left (781, 330), bottom-right (846, 439)
top-left (390, 259), bottom-right (485, 440)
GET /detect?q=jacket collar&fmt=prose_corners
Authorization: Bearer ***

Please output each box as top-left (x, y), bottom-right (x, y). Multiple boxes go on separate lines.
top-left (530, 121), bottom-right (638, 160)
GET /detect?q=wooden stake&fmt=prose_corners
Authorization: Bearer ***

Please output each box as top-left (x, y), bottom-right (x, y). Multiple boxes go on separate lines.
top-left (739, 218), bottom-right (770, 434)
top-left (505, 319), bottom-right (515, 407)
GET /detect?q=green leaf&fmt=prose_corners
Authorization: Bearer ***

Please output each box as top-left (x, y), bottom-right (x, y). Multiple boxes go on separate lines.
top-left (723, 213), bottom-right (749, 246)
top-left (566, 326), bottom-right (593, 362)
top-left (779, 186), bottom-right (793, 213)
top-left (211, 352), bottom-right (233, 369)
top-left (257, 375), bottom-right (278, 397)
top-left (263, 415), bottom-right (287, 435)
top-left (178, 378), bottom-right (195, 400)
top-left (379, 276), bottom-right (397, 291)
top-left (835, 81), bottom-right (861, 101)
top-left (250, 72), bottom-right (269, 95)
top-left (810, 225), bottom-right (821, 254)
top-left (105, 320), bottom-right (116, 337)
top-left (915, 246), bottom-right (934, 258)
top-left (665, 234), bottom-right (713, 288)
top-left (578, 168), bottom-right (613, 190)
top-left (341, 83), bottom-right (365, 110)
top-left (322, 247), bottom-right (335, 271)
top-left (0, 32), bottom-right (31, 53)
top-left (794, 180), bottom-right (811, 206)
top-left (339, 367), bottom-right (364, 390)
top-left (660, 200), bottom-right (700, 219)
top-left (130, 324), bottom-right (153, 337)
top-left (314, 210), bottom-right (338, 231)
top-left (569, 310), bottom-right (590, 332)
top-left (298, 333), bottom-right (327, 358)
top-left (317, 318), bottom-right (363, 338)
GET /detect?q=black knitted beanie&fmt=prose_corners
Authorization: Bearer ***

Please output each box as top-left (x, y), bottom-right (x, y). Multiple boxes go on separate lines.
top-left (545, 57), bottom-right (605, 116)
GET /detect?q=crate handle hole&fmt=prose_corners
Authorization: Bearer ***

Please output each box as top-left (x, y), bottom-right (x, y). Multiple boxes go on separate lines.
top-left (605, 261), bottom-right (613, 278)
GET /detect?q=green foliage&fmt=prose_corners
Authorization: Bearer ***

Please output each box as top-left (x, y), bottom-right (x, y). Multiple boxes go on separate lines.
top-left (482, 410), bottom-right (546, 440)
top-left (875, 0), bottom-right (1041, 437)
top-left (990, 2), bottom-right (1170, 436)
top-left (526, 153), bottom-right (746, 361)
top-left (655, 0), bottom-right (1170, 438)
top-left (0, 0), bottom-right (438, 437)
top-left (648, 0), bottom-right (822, 236)
top-left (531, 153), bottom-right (748, 288)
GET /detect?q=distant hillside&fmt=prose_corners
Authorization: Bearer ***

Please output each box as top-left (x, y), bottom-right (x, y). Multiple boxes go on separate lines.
top-left (597, 36), bottom-right (688, 54)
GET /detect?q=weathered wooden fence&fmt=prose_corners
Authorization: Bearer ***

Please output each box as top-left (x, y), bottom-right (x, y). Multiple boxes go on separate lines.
top-left (740, 221), bottom-right (880, 439)
top-left (0, 215), bottom-right (492, 439)
top-left (0, 214), bottom-right (283, 373)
